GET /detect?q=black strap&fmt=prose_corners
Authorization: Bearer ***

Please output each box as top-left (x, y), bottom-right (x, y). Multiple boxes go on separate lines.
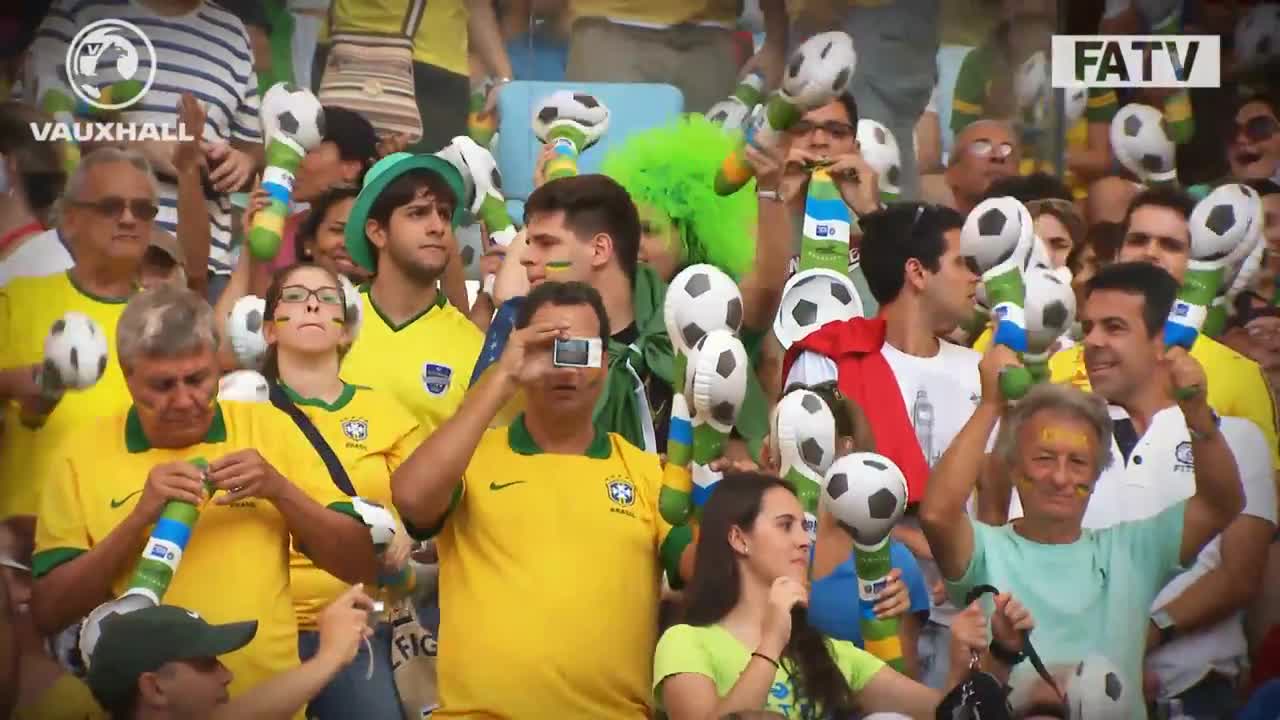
top-left (268, 382), bottom-right (357, 496)
top-left (965, 584), bottom-right (1064, 700)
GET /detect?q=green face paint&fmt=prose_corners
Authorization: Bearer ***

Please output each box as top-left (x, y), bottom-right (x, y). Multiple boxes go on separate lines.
top-left (545, 260), bottom-right (573, 275)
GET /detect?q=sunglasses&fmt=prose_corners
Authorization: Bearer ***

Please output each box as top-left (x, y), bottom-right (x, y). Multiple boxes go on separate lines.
top-left (278, 285), bottom-right (344, 306)
top-left (789, 120), bottom-right (856, 140)
top-left (967, 139), bottom-right (1015, 159)
top-left (71, 197), bottom-right (159, 221)
top-left (1229, 115), bottom-right (1279, 144)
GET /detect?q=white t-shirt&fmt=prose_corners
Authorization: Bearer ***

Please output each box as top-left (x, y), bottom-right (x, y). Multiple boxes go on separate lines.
top-left (786, 338), bottom-right (983, 624)
top-left (0, 229), bottom-right (72, 287)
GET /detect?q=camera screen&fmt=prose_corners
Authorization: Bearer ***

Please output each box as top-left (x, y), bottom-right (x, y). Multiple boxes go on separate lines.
top-left (555, 339), bottom-right (590, 366)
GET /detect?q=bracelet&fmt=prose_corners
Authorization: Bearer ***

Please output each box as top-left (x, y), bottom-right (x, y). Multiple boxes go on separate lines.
top-left (988, 638), bottom-right (1025, 667)
top-left (750, 652), bottom-right (779, 669)
top-left (757, 188), bottom-right (780, 202)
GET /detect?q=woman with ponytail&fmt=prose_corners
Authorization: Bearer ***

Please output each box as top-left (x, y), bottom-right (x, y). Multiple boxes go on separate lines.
top-left (260, 262), bottom-right (426, 719)
top-left (656, 472), bottom-right (1034, 719)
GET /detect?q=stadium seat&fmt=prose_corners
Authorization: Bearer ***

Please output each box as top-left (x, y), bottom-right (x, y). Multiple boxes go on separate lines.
top-left (494, 80), bottom-right (686, 201)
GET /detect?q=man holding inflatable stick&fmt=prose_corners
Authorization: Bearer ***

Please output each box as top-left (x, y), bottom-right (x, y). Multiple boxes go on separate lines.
top-left (31, 285), bottom-right (377, 703)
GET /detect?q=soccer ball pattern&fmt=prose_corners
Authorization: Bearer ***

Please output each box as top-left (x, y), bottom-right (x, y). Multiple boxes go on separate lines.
top-left (705, 98), bottom-right (752, 131)
top-left (227, 295), bottom-right (268, 371)
top-left (352, 497), bottom-right (398, 550)
top-left (217, 369), bottom-right (270, 403)
top-left (961, 196), bottom-right (1033, 273)
top-left (771, 388), bottom-right (839, 477)
top-left (780, 31), bottom-right (857, 109)
top-left (1014, 51), bottom-right (1048, 114)
top-left (1110, 103), bottom-right (1175, 183)
top-left (43, 312), bottom-right (109, 390)
top-left (436, 135), bottom-right (504, 214)
top-left (1067, 654), bottom-right (1129, 720)
top-left (664, 264), bottom-right (744, 353)
top-left (1024, 267), bottom-right (1076, 354)
top-left (821, 452), bottom-right (908, 547)
top-left (685, 329), bottom-right (749, 432)
top-left (1189, 183), bottom-right (1258, 263)
top-left (338, 273), bottom-right (364, 344)
top-left (1236, 3), bottom-right (1280, 69)
top-left (773, 269), bottom-right (863, 349)
top-left (531, 90), bottom-right (610, 149)
top-left (1064, 85), bottom-right (1088, 126)
top-left (855, 119), bottom-right (902, 196)
top-left (260, 82), bottom-right (325, 150)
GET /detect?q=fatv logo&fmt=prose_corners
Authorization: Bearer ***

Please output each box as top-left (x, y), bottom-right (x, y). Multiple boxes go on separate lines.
top-left (1051, 35), bottom-right (1221, 88)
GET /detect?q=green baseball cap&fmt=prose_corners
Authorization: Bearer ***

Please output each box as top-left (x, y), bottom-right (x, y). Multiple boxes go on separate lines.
top-left (344, 151), bottom-right (467, 272)
top-left (86, 605), bottom-right (258, 709)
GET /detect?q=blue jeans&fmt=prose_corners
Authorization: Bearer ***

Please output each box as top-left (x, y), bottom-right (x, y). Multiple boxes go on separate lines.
top-left (297, 623), bottom-right (402, 720)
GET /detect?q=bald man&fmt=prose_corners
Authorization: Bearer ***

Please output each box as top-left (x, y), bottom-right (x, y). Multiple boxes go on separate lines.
top-left (921, 120), bottom-right (1021, 215)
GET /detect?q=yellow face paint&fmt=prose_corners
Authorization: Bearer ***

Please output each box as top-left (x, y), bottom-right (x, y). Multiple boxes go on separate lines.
top-left (1073, 484), bottom-right (1092, 498)
top-left (1040, 427), bottom-right (1089, 449)
top-left (545, 260), bottom-right (572, 275)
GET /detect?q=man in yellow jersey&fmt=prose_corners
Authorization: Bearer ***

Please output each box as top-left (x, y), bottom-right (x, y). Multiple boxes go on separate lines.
top-left (0, 148), bottom-right (157, 520)
top-left (340, 152), bottom-right (483, 433)
top-left (565, 0), bottom-right (789, 112)
top-left (325, 0), bottom-right (512, 152)
top-left (392, 281), bottom-right (686, 718)
top-left (31, 286), bottom-right (376, 704)
top-left (1049, 186), bottom-right (1280, 472)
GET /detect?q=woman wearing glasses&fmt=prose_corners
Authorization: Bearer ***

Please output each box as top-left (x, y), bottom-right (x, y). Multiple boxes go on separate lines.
top-left (260, 262), bottom-right (425, 720)
top-left (1227, 96), bottom-right (1280, 183)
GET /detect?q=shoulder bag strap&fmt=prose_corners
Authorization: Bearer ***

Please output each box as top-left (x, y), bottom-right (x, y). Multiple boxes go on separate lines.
top-left (965, 583), bottom-right (1064, 700)
top-left (268, 382), bottom-right (357, 496)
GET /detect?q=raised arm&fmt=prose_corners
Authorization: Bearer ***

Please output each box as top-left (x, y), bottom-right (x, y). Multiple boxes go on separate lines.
top-left (1167, 347), bottom-right (1245, 564)
top-left (920, 346), bottom-right (1012, 581)
top-left (738, 144), bottom-right (795, 333)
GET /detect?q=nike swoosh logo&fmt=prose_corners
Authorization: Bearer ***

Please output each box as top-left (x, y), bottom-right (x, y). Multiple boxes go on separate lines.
top-left (110, 489), bottom-right (143, 508)
top-left (489, 481), bottom-right (526, 491)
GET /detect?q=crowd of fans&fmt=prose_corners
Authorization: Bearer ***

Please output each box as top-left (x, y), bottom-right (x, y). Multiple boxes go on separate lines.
top-left (0, 0), bottom-right (1279, 719)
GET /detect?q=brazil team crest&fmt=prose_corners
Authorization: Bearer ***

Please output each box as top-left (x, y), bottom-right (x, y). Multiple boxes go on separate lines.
top-left (422, 363), bottom-right (453, 396)
top-left (341, 418), bottom-right (369, 442)
top-left (607, 478), bottom-right (635, 507)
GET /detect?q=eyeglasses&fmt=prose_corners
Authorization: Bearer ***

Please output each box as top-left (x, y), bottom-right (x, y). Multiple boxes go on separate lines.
top-left (1228, 115), bottom-right (1279, 144)
top-left (70, 197), bottom-right (159, 221)
top-left (966, 139), bottom-right (1015, 159)
top-left (278, 285), bottom-right (344, 306)
top-left (789, 120), bottom-right (856, 140)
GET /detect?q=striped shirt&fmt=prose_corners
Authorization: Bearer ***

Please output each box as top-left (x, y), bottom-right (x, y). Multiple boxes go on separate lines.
top-left (30, 0), bottom-right (262, 274)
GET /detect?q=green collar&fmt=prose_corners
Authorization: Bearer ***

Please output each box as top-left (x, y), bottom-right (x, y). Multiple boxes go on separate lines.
top-left (279, 381), bottom-right (357, 411)
top-left (365, 285), bottom-right (447, 333)
top-left (125, 403), bottom-right (228, 453)
top-left (67, 270), bottom-right (134, 304)
top-left (507, 414), bottom-right (611, 459)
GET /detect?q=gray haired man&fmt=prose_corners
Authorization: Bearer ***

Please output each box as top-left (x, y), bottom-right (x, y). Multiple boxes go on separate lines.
top-left (32, 284), bottom-right (377, 701)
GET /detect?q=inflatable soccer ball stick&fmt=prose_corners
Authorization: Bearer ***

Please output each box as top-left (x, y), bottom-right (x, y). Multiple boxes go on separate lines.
top-left (770, 388), bottom-right (839, 578)
top-left (249, 83), bottom-right (326, 260)
top-left (684, 330), bottom-right (749, 521)
top-left (532, 90), bottom-right (610, 181)
top-left (1149, 8), bottom-right (1195, 144)
top-left (715, 31), bottom-right (856, 196)
top-left (705, 72), bottom-right (766, 132)
top-left (799, 166), bottom-right (854, 274)
top-left (1205, 189), bottom-right (1264, 337)
top-left (1110, 103), bottom-right (1178, 186)
top-left (822, 452), bottom-right (908, 673)
top-left (961, 197), bottom-right (1037, 399)
top-left (22, 312), bottom-right (110, 429)
top-left (437, 136), bottom-right (518, 247)
top-left (467, 77), bottom-right (498, 149)
top-left (1022, 267), bottom-right (1077, 384)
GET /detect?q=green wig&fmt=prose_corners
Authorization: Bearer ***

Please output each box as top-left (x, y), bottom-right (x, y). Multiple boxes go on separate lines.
top-left (602, 114), bottom-right (757, 279)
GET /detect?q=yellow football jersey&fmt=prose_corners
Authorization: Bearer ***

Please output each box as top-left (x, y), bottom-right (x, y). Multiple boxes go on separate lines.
top-left (431, 416), bottom-right (685, 718)
top-left (282, 382), bottom-right (425, 629)
top-left (568, 0), bottom-right (738, 25)
top-left (1050, 337), bottom-right (1280, 469)
top-left (329, 0), bottom-right (469, 76)
top-left (0, 272), bottom-right (134, 519)
top-left (34, 401), bottom-right (356, 701)
top-left (340, 289), bottom-right (482, 434)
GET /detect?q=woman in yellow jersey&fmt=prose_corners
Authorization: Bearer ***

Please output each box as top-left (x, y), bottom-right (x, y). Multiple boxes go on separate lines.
top-left (654, 473), bottom-right (1036, 720)
top-left (259, 263), bottom-right (425, 720)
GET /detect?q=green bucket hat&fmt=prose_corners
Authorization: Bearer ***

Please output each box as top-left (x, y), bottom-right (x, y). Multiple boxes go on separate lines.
top-left (344, 151), bottom-right (467, 272)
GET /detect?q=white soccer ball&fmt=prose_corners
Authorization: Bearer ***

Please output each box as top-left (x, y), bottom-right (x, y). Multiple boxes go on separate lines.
top-left (436, 135), bottom-right (505, 215)
top-left (351, 497), bottom-right (397, 550)
top-left (1110, 103), bottom-right (1176, 183)
top-left (1226, 193), bottom-right (1266, 299)
top-left (1189, 183), bottom-right (1259, 264)
top-left (43, 312), bottom-right (109, 390)
top-left (773, 269), bottom-right (863, 350)
top-left (821, 452), bottom-right (908, 548)
top-left (1024, 267), bottom-right (1077, 354)
top-left (217, 369), bottom-right (269, 402)
top-left (705, 98), bottom-right (752, 131)
top-left (531, 90), bottom-right (610, 150)
top-left (338, 273), bottom-right (364, 343)
top-left (961, 196), bottom-right (1034, 273)
top-left (260, 82), bottom-right (325, 150)
top-left (1064, 85), bottom-right (1089, 126)
top-left (685, 329), bottom-right (750, 432)
top-left (1015, 51), bottom-right (1049, 115)
top-left (780, 31), bottom-right (857, 110)
top-left (1066, 654), bottom-right (1130, 720)
top-left (771, 388), bottom-right (839, 477)
top-left (227, 295), bottom-right (268, 370)
top-left (664, 264), bottom-right (744, 353)
top-left (1236, 3), bottom-right (1280, 69)
top-left (856, 118), bottom-right (902, 196)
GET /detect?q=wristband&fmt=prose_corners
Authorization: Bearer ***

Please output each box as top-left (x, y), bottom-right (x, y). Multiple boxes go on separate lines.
top-left (988, 638), bottom-right (1025, 667)
top-left (757, 188), bottom-right (780, 201)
